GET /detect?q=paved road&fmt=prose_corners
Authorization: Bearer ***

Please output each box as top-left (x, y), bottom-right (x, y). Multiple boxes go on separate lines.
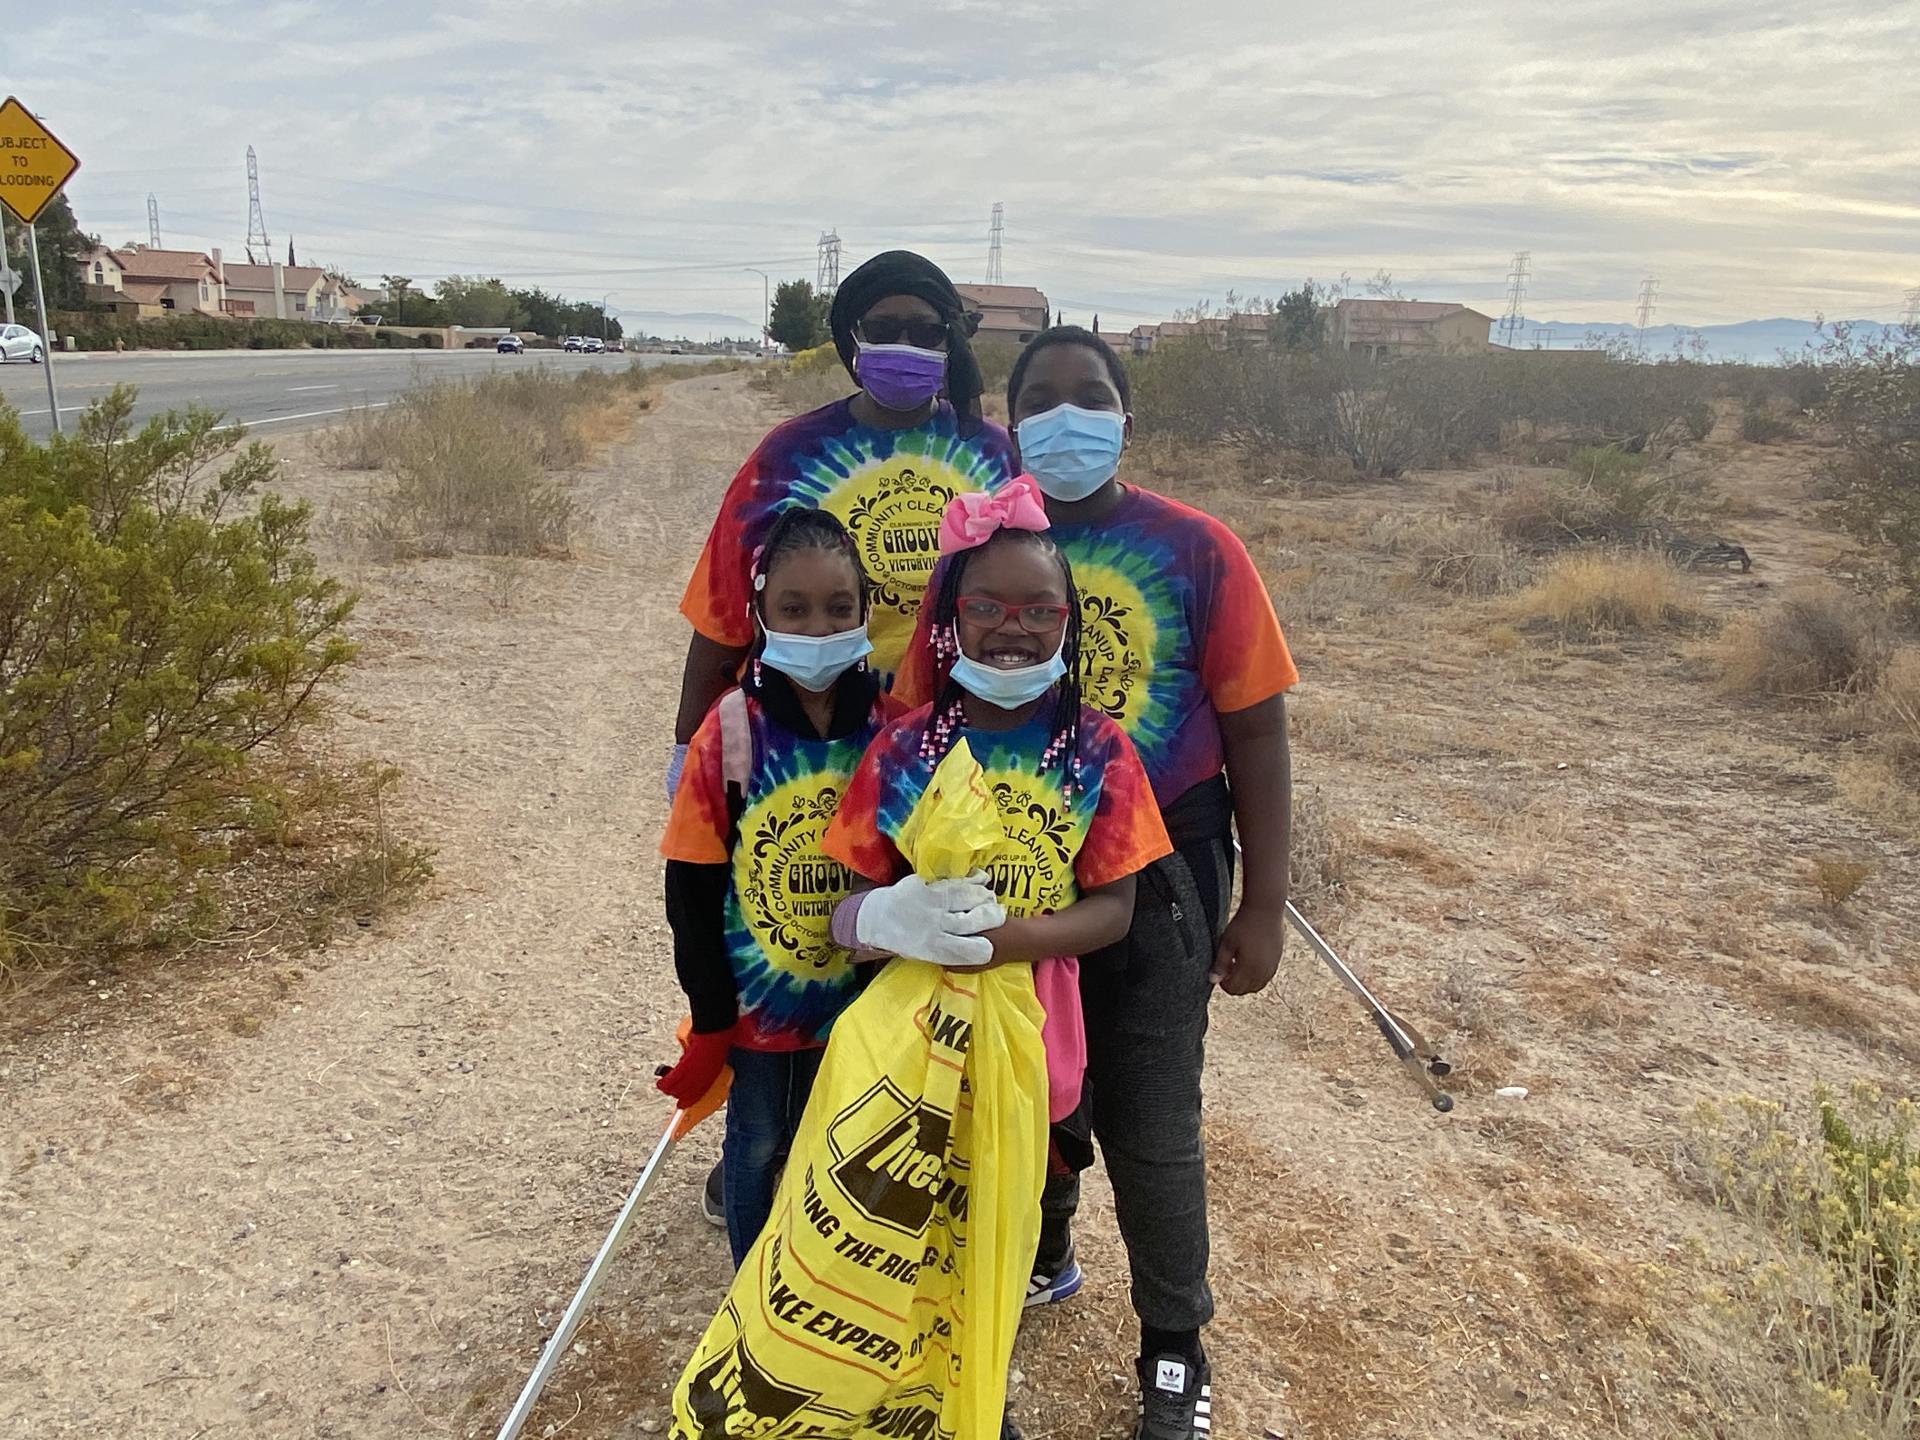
top-left (0, 348), bottom-right (735, 441)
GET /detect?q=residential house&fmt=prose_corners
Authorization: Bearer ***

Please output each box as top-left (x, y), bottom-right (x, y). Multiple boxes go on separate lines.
top-left (84, 245), bottom-right (227, 317)
top-left (955, 282), bottom-right (1050, 345)
top-left (221, 263), bottom-right (356, 322)
top-left (1324, 299), bottom-right (1493, 358)
top-left (1127, 312), bottom-right (1273, 355)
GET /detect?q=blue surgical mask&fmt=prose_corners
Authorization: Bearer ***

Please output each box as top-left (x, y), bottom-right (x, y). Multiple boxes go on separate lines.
top-left (950, 639), bottom-right (1068, 710)
top-left (760, 625), bottom-right (872, 693)
top-left (1016, 403), bottom-right (1126, 502)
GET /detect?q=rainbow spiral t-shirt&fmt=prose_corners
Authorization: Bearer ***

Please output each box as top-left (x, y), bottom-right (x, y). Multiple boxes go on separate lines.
top-left (661, 689), bottom-right (898, 1050)
top-left (896, 485), bottom-right (1298, 809)
top-left (822, 704), bottom-right (1172, 916)
top-left (681, 397), bottom-right (1015, 681)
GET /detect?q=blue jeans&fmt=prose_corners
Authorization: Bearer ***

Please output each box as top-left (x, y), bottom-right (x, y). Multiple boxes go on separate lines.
top-left (722, 1046), bottom-right (824, 1266)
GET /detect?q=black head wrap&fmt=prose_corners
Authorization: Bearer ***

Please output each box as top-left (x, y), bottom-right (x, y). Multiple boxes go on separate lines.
top-left (828, 250), bottom-right (985, 426)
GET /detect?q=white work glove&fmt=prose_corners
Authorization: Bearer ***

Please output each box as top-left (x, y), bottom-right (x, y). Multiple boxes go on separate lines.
top-left (855, 872), bottom-right (1006, 969)
top-left (665, 743), bottom-right (689, 802)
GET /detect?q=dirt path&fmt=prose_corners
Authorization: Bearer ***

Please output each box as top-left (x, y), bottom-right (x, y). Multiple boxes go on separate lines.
top-left (6, 380), bottom-right (1918, 1440)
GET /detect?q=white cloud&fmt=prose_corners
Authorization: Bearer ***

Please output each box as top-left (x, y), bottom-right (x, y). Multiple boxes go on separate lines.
top-left (11, 0), bottom-right (1917, 332)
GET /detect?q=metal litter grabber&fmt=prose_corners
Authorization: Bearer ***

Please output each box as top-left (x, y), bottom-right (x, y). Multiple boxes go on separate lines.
top-left (1286, 901), bottom-right (1455, 1113)
top-left (497, 1022), bottom-right (731, 1440)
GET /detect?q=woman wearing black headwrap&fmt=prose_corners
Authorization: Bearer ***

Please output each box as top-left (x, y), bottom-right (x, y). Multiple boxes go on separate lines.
top-left (672, 250), bottom-right (1015, 764)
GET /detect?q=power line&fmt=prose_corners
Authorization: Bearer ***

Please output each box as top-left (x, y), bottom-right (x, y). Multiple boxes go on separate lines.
top-left (1634, 275), bottom-right (1659, 353)
top-left (986, 202), bottom-right (1005, 285)
top-left (245, 146), bottom-right (271, 258)
top-left (816, 229), bottom-right (842, 296)
top-left (1498, 250), bottom-right (1530, 349)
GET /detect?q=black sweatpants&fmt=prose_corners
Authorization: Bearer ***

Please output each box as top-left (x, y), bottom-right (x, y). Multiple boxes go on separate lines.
top-left (1040, 836), bottom-right (1233, 1332)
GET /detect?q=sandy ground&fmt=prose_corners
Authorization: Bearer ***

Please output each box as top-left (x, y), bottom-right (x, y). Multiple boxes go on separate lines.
top-left (4, 374), bottom-right (1917, 1440)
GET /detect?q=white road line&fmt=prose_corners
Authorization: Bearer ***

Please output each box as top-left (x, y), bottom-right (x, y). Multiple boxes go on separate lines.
top-left (287, 383), bottom-right (340, 392)
top-left (217, 402), bottom-right (391, 430)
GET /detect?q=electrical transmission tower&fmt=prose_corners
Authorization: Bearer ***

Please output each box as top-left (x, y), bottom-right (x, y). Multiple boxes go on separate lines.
top-left (816, 229), bottom-right (842, 296)
top-left (1903, 287), bottom-right (1920, 329)
top-left (1533, 327), bottom-right (1550, 350)
top-left (1498, 250), bottom-right (1530, 349)
top-left (147, 194), bottom-right (162, 249)
top-left (1634, 275), bottom-right (1659, 353)
top-left (986, 202), bottom-right (1005, 284)
top-left (245, 146), bottom-right (272, 259)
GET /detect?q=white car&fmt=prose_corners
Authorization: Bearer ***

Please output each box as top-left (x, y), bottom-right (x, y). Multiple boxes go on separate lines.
top-left (0, 323), bottom-right (44, 363)
top-left (583, 337), bottom-right (604, 353)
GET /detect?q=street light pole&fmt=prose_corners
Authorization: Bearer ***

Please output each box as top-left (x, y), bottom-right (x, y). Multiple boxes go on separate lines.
top-left (744, 268), bottom-right (769, 351)
top-left (601, 295), bottom-right (610, 343)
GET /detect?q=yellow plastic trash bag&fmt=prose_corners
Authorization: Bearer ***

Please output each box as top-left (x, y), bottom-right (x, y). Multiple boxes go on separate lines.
top-left (672, 741), bottom-right (1049, 1440)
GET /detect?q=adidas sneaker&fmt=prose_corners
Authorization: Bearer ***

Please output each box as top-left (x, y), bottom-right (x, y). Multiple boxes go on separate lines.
top-left (1134, 1352), bottom-right (1212, 1440)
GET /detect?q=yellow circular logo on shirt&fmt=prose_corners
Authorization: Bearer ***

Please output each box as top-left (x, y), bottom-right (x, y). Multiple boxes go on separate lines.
top-left (737, 778), bottom-right (856, 973)
top-left (977, 770), bottom-right (1082, 916)
top-left (1074, 563), bottom-right (1157, 728)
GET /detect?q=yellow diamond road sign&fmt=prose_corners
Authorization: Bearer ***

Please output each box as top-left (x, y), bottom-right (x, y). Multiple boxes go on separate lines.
top-left (0, 96), bottom-right (80, 226)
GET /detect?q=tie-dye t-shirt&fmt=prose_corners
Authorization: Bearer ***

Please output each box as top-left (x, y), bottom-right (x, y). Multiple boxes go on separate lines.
top-left (895, 486), bottom-right (1297, 808)
top-left (660, 688), bottom-right (898, 1051)
top-left (680, 397), bottom-right (1015, 681)
top-left (821, 704), bottom-right (1172, 917)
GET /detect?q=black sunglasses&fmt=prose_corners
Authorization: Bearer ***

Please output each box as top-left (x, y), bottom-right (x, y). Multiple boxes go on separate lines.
top-left (855, 317), bottom-right (950, 349)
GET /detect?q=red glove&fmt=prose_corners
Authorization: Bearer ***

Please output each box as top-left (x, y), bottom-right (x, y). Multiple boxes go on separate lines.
top-left (655, 1023), bottom-right (736, 1107)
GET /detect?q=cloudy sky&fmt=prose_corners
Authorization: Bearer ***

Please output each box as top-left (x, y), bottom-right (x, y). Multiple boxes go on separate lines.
top-left (12, 0), bottom-right (1917, 337)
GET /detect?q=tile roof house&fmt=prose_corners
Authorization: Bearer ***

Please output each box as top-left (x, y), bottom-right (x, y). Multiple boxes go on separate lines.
top-left (221, 263), bottom-right (355, 322)
top-left (955, 282), bottom-right (1050, 344)
top-left (1324, 299), bottom-right (1494, 357)
top-left (84, 245), bottom-right (228, 316)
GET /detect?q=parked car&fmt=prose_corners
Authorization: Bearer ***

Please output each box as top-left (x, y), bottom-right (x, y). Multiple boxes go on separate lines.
top-left (496, 335), bottom-right (525, 354)
top-left (563, 336), bottom-right (584, 352)
top-left (356, 314), bottom-right (383, 327)
top-left (606, 340), bottom-right (625, 353)
top-left (583, 337), bottom-right (605, 353)
top-left (0, 323), bottom-right (45, 363)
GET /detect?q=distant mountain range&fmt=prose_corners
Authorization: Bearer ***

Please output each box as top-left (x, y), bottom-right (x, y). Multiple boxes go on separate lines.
top-left (1502, 317), bottom-right (1904, 364)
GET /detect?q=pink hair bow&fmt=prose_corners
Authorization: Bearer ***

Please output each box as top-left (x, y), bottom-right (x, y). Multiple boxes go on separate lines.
top-left (937, 474), bottom-right (1050, 555)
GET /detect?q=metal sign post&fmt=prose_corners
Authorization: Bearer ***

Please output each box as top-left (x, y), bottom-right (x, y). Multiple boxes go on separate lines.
top-left (1, 206), bottom-right (14, 325)
top-left (25, 222), bottom-right (60, 432)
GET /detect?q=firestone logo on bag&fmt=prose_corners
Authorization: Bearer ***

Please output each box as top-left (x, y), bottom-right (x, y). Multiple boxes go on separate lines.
top-left (826, 1081), bottom-right (968, 1236)
top-left (683, 1301), bottom-right (822, 1437)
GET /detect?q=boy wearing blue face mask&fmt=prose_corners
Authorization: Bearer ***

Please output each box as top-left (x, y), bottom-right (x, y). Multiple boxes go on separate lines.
top-left (898, 328), bottom-right (1298, 1440)
top-left (658, 508), bottom-right (947, 1265)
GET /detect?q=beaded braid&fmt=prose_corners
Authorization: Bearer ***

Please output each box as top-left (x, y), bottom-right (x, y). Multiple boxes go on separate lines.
top-left (746, 506), bottom-right (871, 693)
top-left (918, 530), bottom-right (1086, 805)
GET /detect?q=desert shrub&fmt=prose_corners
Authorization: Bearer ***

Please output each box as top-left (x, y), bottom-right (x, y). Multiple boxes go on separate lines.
top-left (1815, 324), bottom-right (1920, 609)
top-left (52, 310), bottom-right (378, 352)
top-left (1715, 587), bottom-right (1891, 698)
top-left (1514, 551), bottom-right (1696, 636)
top-left (1365, 512), bottom-right (1531, 595)
top-left (1810, 857), bottom-right (1872, 909)
top-left (0, 388), bottom-right (357, 969)
top-left (1867, 649), bottom-right (1920, 764)
top-left (1690, 1084), bottom-right (1920, 1440)
top-left (1287, 786), bottom-right (1350, 912)
top-left (1488, 456), bottom-right (1720, 552)
top-left (1743, 405), bottom-right (1800, 444)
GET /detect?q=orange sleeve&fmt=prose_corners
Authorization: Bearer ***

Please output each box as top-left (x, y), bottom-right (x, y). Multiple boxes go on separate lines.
top-left (677, 446), bottom-right (768, 648)
top-left (659, 706), bottom-right (731, 863)
top-left (1200, 519), bottom-right (1298, 712)
top-left (890, 557), bottom-right (948, 707)
top-left (1075, 719), bottom-right (1174, 891)
top-left (820, 726), bottom-right (909, 884)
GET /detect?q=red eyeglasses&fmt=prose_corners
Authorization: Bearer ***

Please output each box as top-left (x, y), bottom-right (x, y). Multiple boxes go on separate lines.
top-left (957, 595), bottom-right (1072, 634)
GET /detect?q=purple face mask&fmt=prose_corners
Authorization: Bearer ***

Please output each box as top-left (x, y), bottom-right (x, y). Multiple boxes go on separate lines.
top-left (854, 342), bottom-right (947, 412)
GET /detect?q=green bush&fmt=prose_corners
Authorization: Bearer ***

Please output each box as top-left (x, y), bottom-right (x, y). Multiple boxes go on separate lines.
top-left (1815, 323), bottom-right (1920, 609)
top-left (52, 310), bottom-right (385, 352)
top-left (0, 388), bottom-right (357, 967)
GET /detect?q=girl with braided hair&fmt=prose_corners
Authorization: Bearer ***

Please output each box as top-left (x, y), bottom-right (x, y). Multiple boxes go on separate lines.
top-left (823, 476), bottom-right (1171, 1139)
top-left (658, 507), bottom-right (972, 1264)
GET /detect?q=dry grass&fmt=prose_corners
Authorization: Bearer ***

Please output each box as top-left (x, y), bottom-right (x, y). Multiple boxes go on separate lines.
top-left (1715, 586), bottom-right (1892, 699)
top-left (1512, 550), bottom-right (1698, 637)
top-left (1810, 856), bottom-right (1873, 909)
top-left (1365, 511), bottom-right (1533, 596)
top-left (1288, 786), bottom-right (1352, 912)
